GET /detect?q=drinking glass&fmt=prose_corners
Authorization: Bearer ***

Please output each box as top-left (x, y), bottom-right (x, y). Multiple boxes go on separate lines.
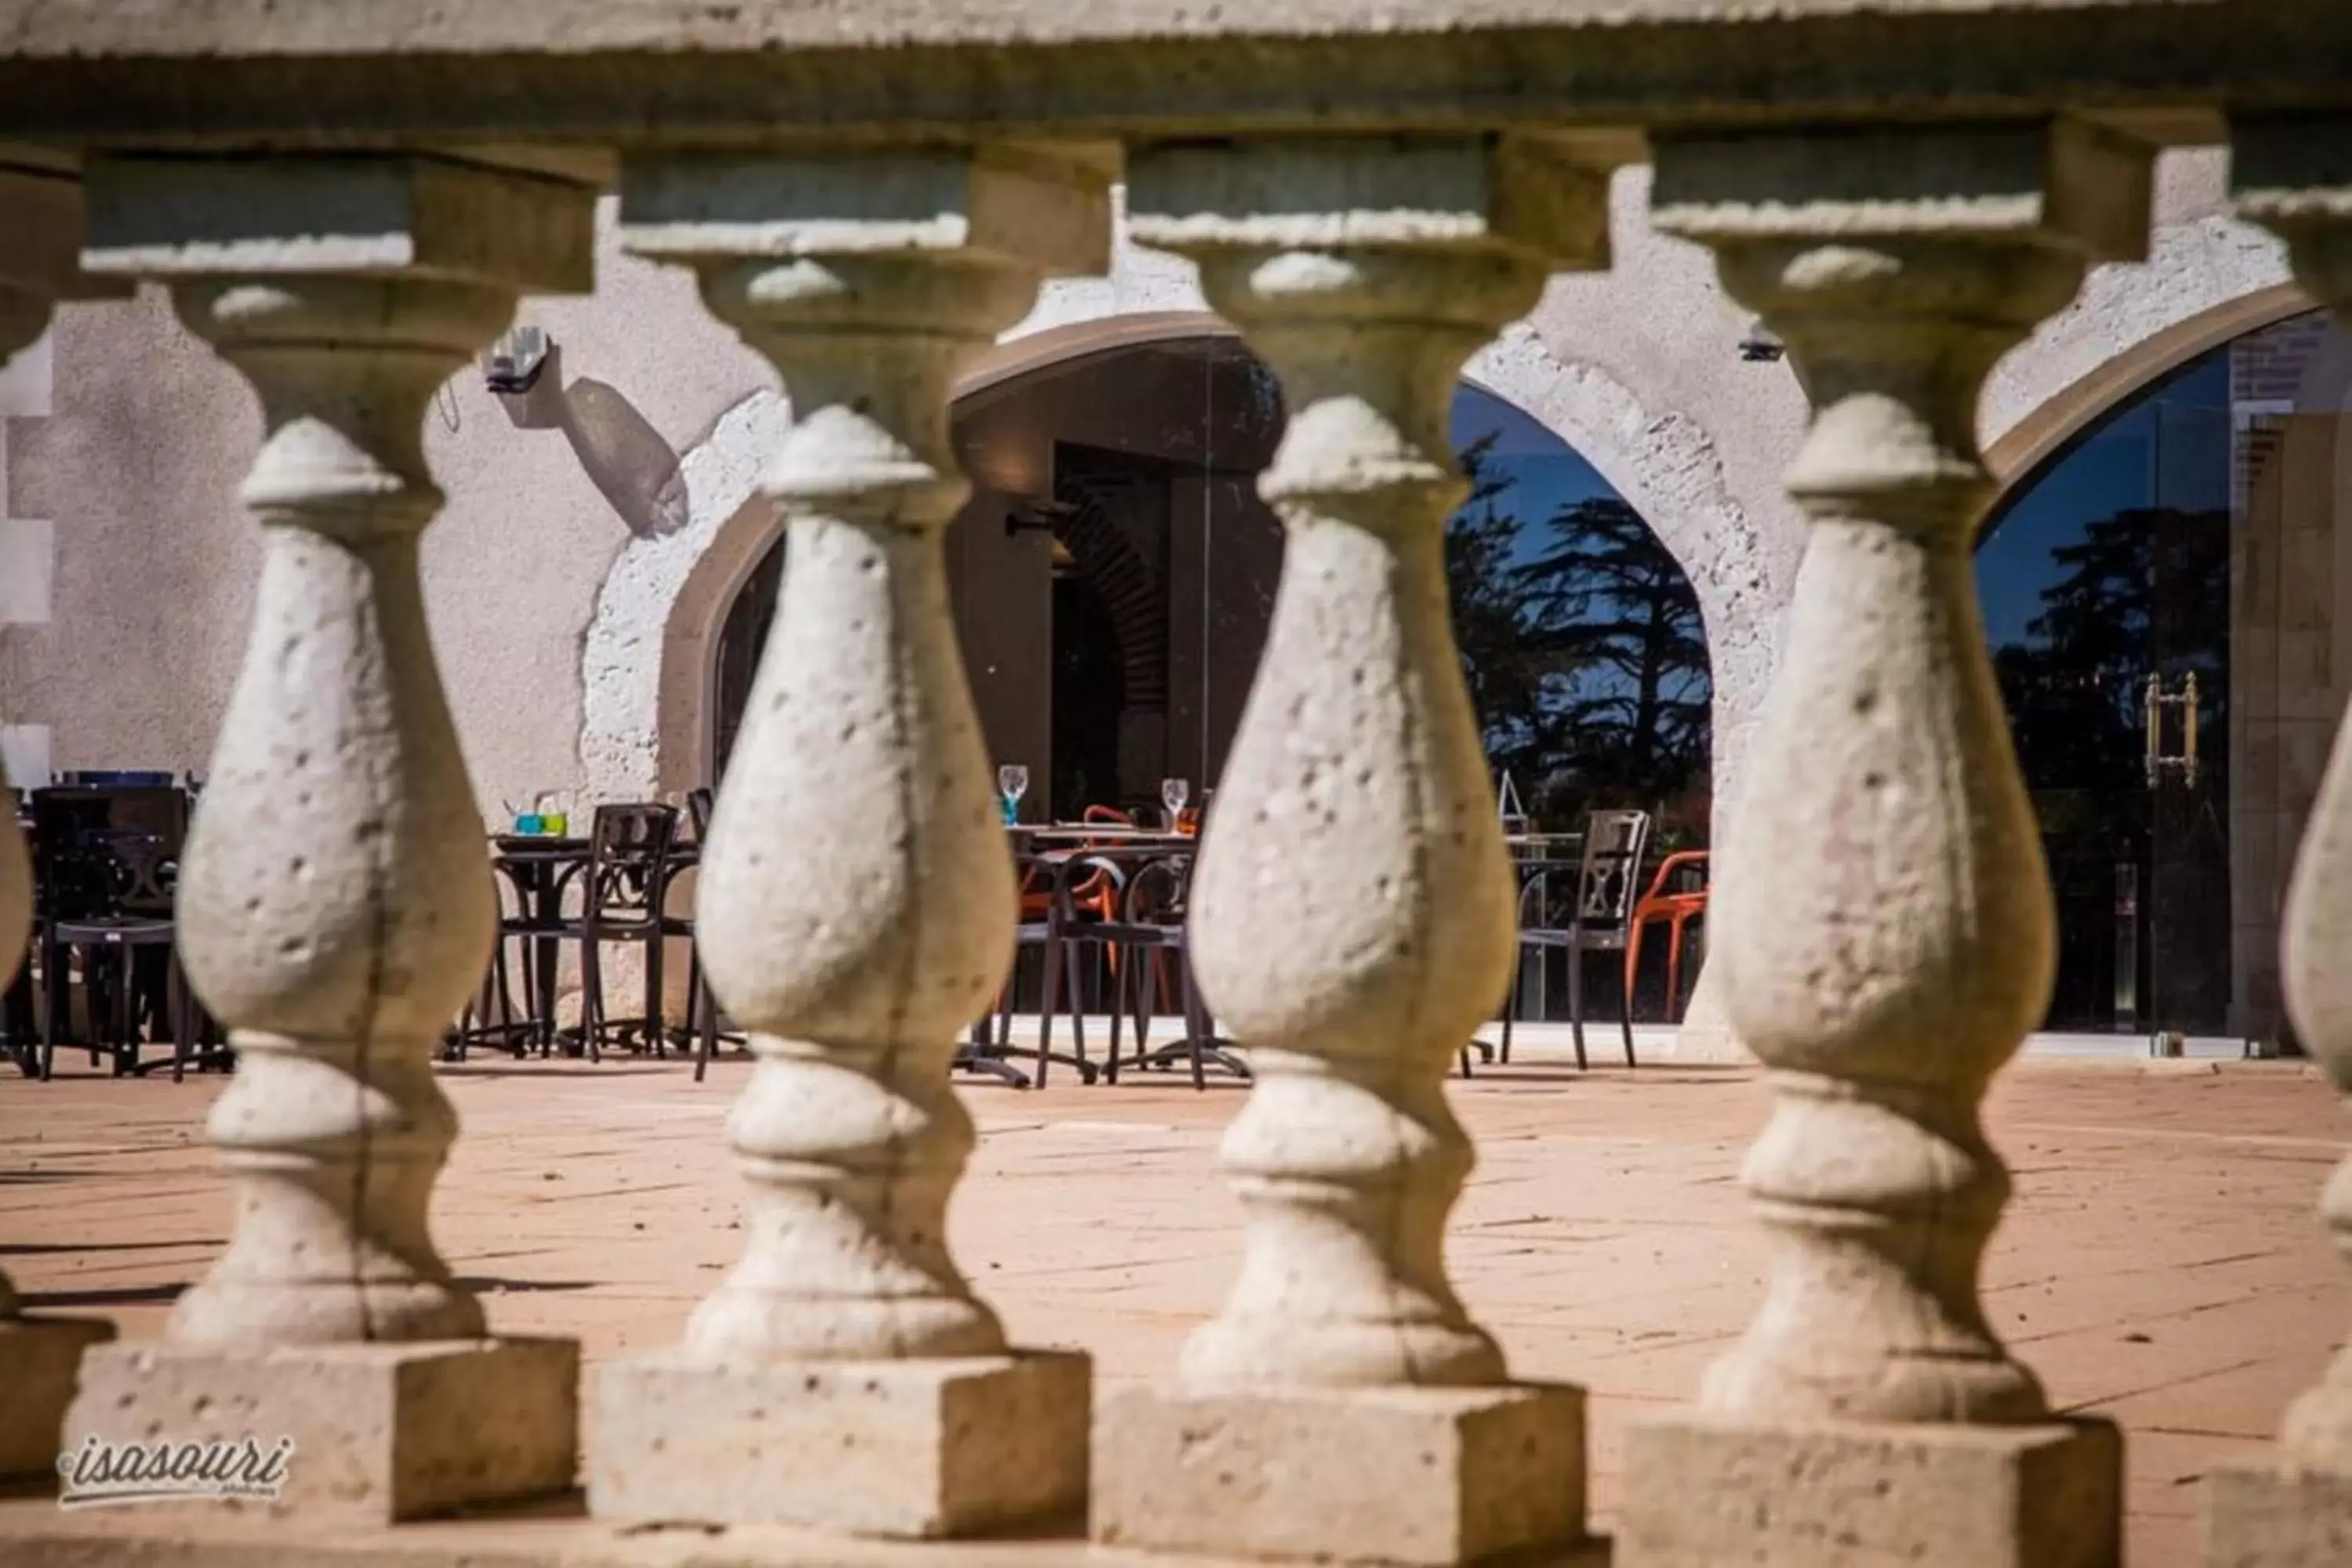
top-left (1161, 777), bottom-right (1191, 832)
top-left (997, 764), bottom-right (1029, 826)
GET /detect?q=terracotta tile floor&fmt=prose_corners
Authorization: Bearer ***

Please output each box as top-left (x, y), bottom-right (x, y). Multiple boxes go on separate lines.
top-left (4, 1047), bottom-right (2345, 1566)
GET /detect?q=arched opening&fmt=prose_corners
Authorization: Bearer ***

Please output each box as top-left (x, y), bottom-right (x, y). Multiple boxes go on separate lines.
top-left (714, 340), bottom-right (1711, 828)
top-left (1980, 307), bottom-right (2352, 1044)
top-left (710, 336), bottom-right (1715, 1016)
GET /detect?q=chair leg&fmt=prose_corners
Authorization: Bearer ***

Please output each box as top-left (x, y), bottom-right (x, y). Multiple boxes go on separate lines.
top-left (580, 935), bottom-right (604, 1063)
top-left (169, 956), bottom-right (192, 1083)
top-left (1664, 913), bottom-right (1690, 1025)
top-left (39, 938), bottom-right (64, 1081)
top-left (1106, 946), bottom-right (1127, 1083)
top-left (1618, 946), bottom-right (1638, 1069)
top-left (1568, 946), bottom-right (1589, 1072)
top-left (1501, 949), bottom-right (1523, 1065)
top-left (113, 949), bottom-right (137, 1077)
top-left (1036, 935), bottom-right (1062, 1088)
top-left (1062, 937), bottom-right (1092, 1082)
top-left (692, 971), bottom-right (717, 1083)
top-left (644, 932), bottom-right (666, 1057)
top-left (1179, 956), bottom-right (1210, 1093)
top-left (1624, 917), bottom-right (1646, 1028)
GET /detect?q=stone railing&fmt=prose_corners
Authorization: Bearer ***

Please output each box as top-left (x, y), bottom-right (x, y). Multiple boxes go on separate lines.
top-left (1, 5), bottom-right (2350, 1565)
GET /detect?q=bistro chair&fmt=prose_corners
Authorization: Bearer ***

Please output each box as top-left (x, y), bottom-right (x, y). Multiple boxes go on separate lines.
top-left (684, 788), bottom-right (752, 1081)
top-left (1493, 808), bottom-right (1652, 1071)
top-left (31, 786), bottom-right (214, 1080)
top-left (989, 848), bottom-right (1102, 1086)
top-left (1626, 849), bottom-right (1709, 1025)
top-left (463, 832), bottom-right (592, 1059)
top-left (564, 803), bottom-right (684, 1060)
top-left (1100, 851), bottom-right (1244, 1090)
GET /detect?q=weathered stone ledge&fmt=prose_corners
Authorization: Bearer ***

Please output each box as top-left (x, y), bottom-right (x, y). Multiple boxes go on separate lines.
top-left (0, 1496), bottom-right (1615, 1568)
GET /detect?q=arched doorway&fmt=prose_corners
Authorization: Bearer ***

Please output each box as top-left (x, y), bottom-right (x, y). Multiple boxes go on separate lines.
top-left (1980, 307), bottom-right (2352, 1044)
top-left (714, 340), bottom-right (1711, 834)
top-left (710, 336), bottom-right (1715, 1016)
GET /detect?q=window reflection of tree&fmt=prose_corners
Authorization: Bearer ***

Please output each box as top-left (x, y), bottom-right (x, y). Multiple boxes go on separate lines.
top-left (1991, 503), bottom-right (2232, 1031)
top-left (1446, 434), bottom-right (1713, 844)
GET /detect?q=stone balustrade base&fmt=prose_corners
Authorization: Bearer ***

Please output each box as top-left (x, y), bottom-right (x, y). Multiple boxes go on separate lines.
top-left (0, 1315), bottom-right (114, 1477)
top-left (1091, 1381), bottom-right (1588, 1566)
top-left (0, 1492), bottom-right (1615, 1566)
top-left (64, 1337), bottom-right (578, 1523)
top-left (2205, 1461), bottom-right (2352, 1566)
top-left (1617, 1412), bottom-right (2122, 1568)
top-left (587, 1349), bottom-right (1089, 1540)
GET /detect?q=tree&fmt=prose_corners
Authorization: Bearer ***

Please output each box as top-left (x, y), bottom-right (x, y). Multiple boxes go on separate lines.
top-left (1444, 437), bottom-right (1714, 837)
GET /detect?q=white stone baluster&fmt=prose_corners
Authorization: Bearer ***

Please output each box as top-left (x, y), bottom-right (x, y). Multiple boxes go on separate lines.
top-left (62, 154), bottom-right (596, 1523)
top-left (1618, 123), bottom-right (2151, 1568)
top-left (1091, 136), bottom-right (1609, 1568)
top-left (0, 152), bottom-right (116, 1481)
top-left (589, 146), bottom-right (1107, 1540)
top-left (2208, 114), bottom-right (2352, 1568)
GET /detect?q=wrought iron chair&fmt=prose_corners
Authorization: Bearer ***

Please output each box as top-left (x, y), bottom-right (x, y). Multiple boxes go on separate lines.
top-left (1626, 849), bottom-right (1709, 1025)
top-left (1494, 808), bottom-right (1652, 1071)
top-left (561, 803), bottom-right (684, 1061)
top-left (31, 786), bottom-right (216, 1080)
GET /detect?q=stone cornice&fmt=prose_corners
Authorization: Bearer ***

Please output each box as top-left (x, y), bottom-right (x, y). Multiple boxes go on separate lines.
top-left (0, 1), bottom-right (2343, 151)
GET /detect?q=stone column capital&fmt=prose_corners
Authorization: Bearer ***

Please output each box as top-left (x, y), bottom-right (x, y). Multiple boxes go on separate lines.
top-left (1652, 119), bottom-right (2154, 261)
top-left (81, 151), bottom-right (597, 293)
top-left (1127, 132), bottom-right (1613, 273)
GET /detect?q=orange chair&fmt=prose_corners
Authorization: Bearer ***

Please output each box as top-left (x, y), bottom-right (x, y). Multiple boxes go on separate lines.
top-left (1624, 850), bottom-right (1709, 1024)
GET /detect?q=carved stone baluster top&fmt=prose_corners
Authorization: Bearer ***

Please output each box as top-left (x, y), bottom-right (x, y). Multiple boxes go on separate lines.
top-left (1652, 122), bottom-right (2153, 1426)
top-left (620, 147), bottom-right (1110, 1367)
top-left (1128, 136), bottom-right (1611, 1393)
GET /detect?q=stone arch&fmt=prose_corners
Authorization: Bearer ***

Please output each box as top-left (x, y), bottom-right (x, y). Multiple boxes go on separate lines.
top-left (1983, 212), bottom-right (2303, 486)
top-left (578, 303), bottom-right (1773, 844)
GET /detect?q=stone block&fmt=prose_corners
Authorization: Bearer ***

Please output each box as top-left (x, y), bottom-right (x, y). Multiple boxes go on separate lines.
top-left (0, 1314), bottom-right (114, 1479)
top-left (587, 1348), bottom-right (1088, 1539)
top-left (1091, 1380), bottom-right (1587, 1566)
top-left (1617, 1411), bottom-right (2121, 1568)
top-left (64, 1337), bottom-right (576, 1523)
top-left (2206, 1459), bottom-right (2352, 1568)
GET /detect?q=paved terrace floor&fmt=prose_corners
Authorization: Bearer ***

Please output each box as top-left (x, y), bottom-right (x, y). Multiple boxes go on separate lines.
top-left (2, 1045), bottom-right (2346, 1566)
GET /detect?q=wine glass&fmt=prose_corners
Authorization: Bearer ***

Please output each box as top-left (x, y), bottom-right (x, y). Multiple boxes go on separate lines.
top-left (1161, 777), bottom-right (1191, 833)
top-left (997, 764), bottom-right (1029, 826)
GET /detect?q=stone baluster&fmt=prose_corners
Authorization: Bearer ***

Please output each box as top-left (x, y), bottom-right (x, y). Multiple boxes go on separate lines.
top-left (0, 151), bottom-right (116, 1481)
top-left (1090, 136), bottom-right (1610, 1567)
top-left (1615, 123), bottom-right (2154, 1568)
top-left (2207, 113), bottom-right (2352, 1568)
top-left (589, 145), bottom-right (1108, 1540)
top-left (60, 153), bottom-right (596, 1523)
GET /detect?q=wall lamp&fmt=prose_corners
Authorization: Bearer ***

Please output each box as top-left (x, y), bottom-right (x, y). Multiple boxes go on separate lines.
top-left (1737, 319), bottom-right (1786, 364)
top-left (483, 324), bottom-right (555, 394)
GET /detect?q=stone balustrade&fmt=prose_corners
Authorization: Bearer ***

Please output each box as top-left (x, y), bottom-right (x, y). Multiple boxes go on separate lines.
top-left (0, 9), bottom-right (2350, 1566)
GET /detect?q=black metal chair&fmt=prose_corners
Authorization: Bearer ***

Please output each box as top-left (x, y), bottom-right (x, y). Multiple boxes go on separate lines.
top-left (563, 803), bottom-right (684, 1060)
top-left (989, 849), bottom-right (1106, 1087)
top-left (31, 786), bottom-right (218, 1080)
top-left (1098, 851), bottom-right (1245, 1091)
top-left (1493, 809), bottom-right (1652, 1071)
top-left (681, 788), bottom-right (752, 1082)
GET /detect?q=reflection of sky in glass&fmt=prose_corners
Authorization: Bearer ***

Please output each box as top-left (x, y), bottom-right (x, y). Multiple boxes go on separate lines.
top-left (1450, 384), bottom-right (1621, 556)
top-left (1977, 352), bottom-right (2230, 648)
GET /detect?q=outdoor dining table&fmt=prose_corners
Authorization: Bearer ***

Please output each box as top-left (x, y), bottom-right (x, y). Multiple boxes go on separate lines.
top-left (485, 828), bottom-right (700, 1057)
top-left (956, 831), bottom-right (1250, 1089)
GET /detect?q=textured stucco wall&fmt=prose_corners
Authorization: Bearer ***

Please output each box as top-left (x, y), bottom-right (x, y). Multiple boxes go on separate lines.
top-left (2, 195), bottom-right (769, 814)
